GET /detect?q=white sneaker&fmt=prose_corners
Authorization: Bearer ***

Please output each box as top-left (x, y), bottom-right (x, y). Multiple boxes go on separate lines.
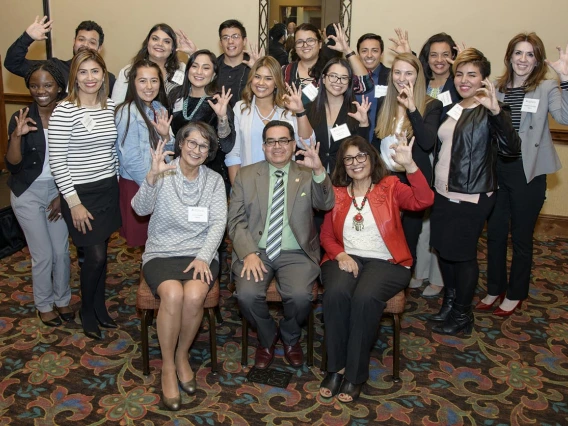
top-left (408, 278), bottom-right (423, 288)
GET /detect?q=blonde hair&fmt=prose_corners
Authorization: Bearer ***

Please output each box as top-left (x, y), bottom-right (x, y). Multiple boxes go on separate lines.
top-left (65, 49), bottom-right (109, 108)
top-left (240, 56), bottom-right (288, 115)
top-left (375, 53), bottom-right (431, 139)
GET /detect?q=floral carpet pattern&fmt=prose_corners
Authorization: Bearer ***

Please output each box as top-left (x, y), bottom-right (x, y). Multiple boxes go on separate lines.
top-left (0, 233), bottom-right (567, 425)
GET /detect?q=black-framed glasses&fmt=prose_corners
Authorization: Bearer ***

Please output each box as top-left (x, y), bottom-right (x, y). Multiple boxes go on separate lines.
top-left (325, 73), bottom-right (350, 84)
top-left (183, 139), bottom-right (209, 153)
top-left (264, 138), bottom-right (294, 147)
top-left (295, 38), bottom-right (318, 48)
top-left (221, 34), bottom-right (242, 42)
top-left (343, 152), bottom-right (368, 165)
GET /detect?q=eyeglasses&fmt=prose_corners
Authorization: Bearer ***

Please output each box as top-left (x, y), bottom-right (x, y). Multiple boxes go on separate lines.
top-left (343, 152), bottom-right (369, 165)
top-left (295, 38), bottom-right (318, 48)
top-left (264, 138), bottom-right (294, 147)
top-left (182, 139), bottom-right (209, 153)
top-left (221, 34), bottom-right (242, 42)
top-left (325, 73), bottom-right (350, 84)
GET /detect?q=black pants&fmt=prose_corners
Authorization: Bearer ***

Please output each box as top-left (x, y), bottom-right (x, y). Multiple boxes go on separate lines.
top-left (437, 256), bottom-right (478, 305)
top-left (321, 256), bottom-right (410, 384)
top-left (487, 158), bottom-right (546, 300)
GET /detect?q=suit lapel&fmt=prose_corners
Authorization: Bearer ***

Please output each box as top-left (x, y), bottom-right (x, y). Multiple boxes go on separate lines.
top-left (256, 163), bottom-right (270, 226)
top-left (286, 162), bottom-right (303, 219)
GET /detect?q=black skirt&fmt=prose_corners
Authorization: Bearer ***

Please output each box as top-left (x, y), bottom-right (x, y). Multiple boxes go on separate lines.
top-left (61, 176), bottom-right (122, 247)
top-left (143, 256), bottom-right (220, 297)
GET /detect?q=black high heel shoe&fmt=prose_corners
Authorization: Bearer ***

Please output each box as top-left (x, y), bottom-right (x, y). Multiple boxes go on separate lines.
top-left (38, 310), bottom-right (62, 327)
top-left (337, 379), bottom-right (363, 403)
top-left (95, 310), bottom-right (118, 329)
top-left (319, 372), bottom-right (344, 398)
top-left (79, 312), bottom-right (102, 340)
top-left (55, 305), bottom-right (75, 322)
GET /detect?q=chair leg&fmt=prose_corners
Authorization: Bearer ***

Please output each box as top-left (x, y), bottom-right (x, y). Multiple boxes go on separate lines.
top-left (392, 313), bottom-right (401, 383)
top-left (307, 307), bottom-right (314, 367)
top-left (215, 306), bottom-right (223, 325)
top-left (241, 317), bottom-right (248, 367)
top-left (141, 309), bottom-right (154, 376)
top-left (207, 308), bottom-right (218, 375)
top-left (321, 325), bottom-right (327, 372)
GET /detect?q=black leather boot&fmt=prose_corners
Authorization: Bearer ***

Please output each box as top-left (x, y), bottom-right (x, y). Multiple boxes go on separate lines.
top-left (432, 303), bottom-right (474, 336)
top-left (429, 287), bottom-right (456, 322)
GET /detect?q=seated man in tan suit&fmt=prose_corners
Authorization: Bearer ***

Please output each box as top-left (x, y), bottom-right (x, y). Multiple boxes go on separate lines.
top-left (228, 120), bottom-right (334, 369)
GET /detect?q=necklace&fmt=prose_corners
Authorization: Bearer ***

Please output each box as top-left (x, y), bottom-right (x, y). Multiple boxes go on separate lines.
top-left (182, 95), bottom-right (206, 121)
top-left (255, 104), bottom-right (276, 122)
top-left (350, 181), bottom-right (373, 231)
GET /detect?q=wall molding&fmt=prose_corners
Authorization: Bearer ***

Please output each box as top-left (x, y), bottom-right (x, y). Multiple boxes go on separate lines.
top-left (5, 93), bottom-right (33, 105)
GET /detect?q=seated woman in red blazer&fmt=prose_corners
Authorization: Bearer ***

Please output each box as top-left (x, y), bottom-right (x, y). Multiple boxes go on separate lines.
top-left (319, 135), bottom-right (433, 403)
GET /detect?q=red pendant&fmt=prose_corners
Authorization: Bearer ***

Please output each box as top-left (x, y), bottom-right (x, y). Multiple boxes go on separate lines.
top-left (353, 213), bottom-right (364, 231)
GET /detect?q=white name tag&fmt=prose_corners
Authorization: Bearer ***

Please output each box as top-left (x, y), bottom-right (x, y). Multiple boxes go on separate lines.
top-left (81, 113), bottom-right (96, 132)
top-left (172, 70), bottom-right (185, 86)
top-left (188, 206), bottom-right (208, 223)
top-left (302, 83), bottom-right (318, 101)
top-left (521, 98), bottom-right (539, 113)
top-left (173, 98), bottom-right (183, 113)
top-left (329, 123), bottom-right (351, 141)
top-left (374, 85), bottom-right (388, 98)
top-left (438, 90), bottom-right (453, 107)
top-left (447, 104), bottom-right (463, 121)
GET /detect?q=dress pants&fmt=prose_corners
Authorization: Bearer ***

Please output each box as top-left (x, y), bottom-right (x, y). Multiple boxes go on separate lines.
top-left (233, 250), bottom-right (319, 348)
top-left (487, 157), bottom-right (546, 300)
top-left (413, 209), bottom-right (443, 285)
top-left (321, 256), bottom-right (410, 384)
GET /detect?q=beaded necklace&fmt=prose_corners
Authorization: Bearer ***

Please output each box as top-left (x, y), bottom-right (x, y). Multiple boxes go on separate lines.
top-left (182, 95), bottom-right (206, 121)
top-left (350, 181), bottom-right (373, 231)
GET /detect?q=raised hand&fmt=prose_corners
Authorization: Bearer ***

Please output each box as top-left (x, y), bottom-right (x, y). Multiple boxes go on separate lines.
top-left (474, 78), bottom-right (500, 115)
top-left (183, 258), bottom-right (213, 284)
top-left (13, 108), bottom-right (38, 137)
top-left (347, 96), bottom-right (371, 126)
top-left (147, 138), bottom-right (176, 185)
top-left (389, 28), bottom-right (412, 54)
top-left (391, 136), bottom-right (417, 172)
top-left (327, 23), bottom-right (350, 54)
top-left (283, 83), bottom-right (305, 113)
top-left (150, 109), bottom-right (173, 139)
top-left (26, 16), bottom-right (53, 41)
top-left (175, 29), bottom-right (197, 56)
top-left (545, 44), bottom-right (568, 81)
top-left (207, 86), bottom-right (233, 118)
top-left (242, 42), bottom-right (265, 68)
top-left (396, 81), bottom-right (416, 112)
top-left (446, 42), bottom-right (467, 65)
top-left (296, 140), bottom-right (325, 175)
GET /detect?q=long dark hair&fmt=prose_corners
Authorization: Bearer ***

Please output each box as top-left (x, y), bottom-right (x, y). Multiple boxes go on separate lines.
top-left (418, 33), bottom-right (457, 81)
top-left (168, 49), bottom-right (219, 105)
top-left (115, 59), bottom-right (169, 149)
top-left (331, 135), bottom-right (389, 187)
top-left (294, 23), bottom-right (327, 82)
top-left (311, 58), bottom-right (357, 129)
top-left (131, 23), bottom-right (179, 82)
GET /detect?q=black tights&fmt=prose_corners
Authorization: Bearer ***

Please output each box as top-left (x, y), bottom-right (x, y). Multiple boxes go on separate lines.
top-left (80, 239), bottom-right (111, 330)
top-left (437, 256), bottom-right (479, 306)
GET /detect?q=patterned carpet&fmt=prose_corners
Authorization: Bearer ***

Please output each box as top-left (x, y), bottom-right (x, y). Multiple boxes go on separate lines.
top-left (0, 232), bottom-right (567, 425)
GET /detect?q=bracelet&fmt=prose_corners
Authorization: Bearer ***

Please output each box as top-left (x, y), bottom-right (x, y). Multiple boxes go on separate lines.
top-left (345, 51), bottom-right (356, 59)
top-left (295, 110), bottom-right (307, 118)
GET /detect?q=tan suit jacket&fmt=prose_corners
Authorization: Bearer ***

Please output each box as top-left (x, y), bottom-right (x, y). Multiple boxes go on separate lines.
top-left (228, 160), bottom-right (335, 265)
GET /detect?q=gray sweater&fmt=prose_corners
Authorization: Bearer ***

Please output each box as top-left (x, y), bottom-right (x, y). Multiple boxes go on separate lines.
top-left (132, 159), bottom-right (227, 266)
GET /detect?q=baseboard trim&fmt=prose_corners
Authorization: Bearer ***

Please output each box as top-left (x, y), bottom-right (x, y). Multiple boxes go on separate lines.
top-left (535, 214), bottom-right (568, 238)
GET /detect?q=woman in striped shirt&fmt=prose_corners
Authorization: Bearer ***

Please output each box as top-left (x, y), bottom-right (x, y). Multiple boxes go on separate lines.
top-left (49, 49), bottom-right (121, 340)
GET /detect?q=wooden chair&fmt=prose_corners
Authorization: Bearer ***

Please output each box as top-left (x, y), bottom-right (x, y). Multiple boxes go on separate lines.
top-left (136, 275), bottom-right (221, 376)
top-left (241, 278), bottom-right (319, 367)
top-left (321, 290), bottom-right (406, 382)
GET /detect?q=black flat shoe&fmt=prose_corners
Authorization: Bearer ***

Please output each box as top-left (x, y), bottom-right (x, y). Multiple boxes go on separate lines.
top-left (79, 312), bottom-right (102, 340)
top-left (38, 310), bottom-right (62, 327)
top-left (319, 372), bottom-right (344, 398)
top-left (95, 311), bottom-right (118, 329)
top-left (337, 379), bottom-right (363, 403)
top-left (55, 306), bottom-right (75, 322)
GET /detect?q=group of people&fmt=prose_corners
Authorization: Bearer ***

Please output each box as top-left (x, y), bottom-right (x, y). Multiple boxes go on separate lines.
top-left (4, 14), bottom-right (567, 409)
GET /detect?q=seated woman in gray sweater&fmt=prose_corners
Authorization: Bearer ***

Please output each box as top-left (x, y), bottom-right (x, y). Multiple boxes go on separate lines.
top-left (132, 122), bottom-right (227, 411)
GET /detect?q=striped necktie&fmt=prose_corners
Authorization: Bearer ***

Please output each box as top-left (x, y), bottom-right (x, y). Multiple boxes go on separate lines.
top-left (266, 170), bottom-right (285, 261)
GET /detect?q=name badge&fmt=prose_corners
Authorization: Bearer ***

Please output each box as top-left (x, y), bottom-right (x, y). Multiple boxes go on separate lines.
top-left (81, 113), bottom-right (96, 132)
top-left (447, 104), bottom-right (463, 121)
top-left (188, 206), bottom-right (208, 223)
top-left (302, 83), bottom-right (318, 101)
top-left (438, 91), bottom-right (453, 107)
top-left (521, 98), bottom-right (539, 113)
top-left (329, 123), bottom-right (351, 141)
top-left (172, 70), bottom-right (185, 86)
top-left (374, 85), bottom-right (388, 98)
top-left (173, 99), bottom-right (183, 113)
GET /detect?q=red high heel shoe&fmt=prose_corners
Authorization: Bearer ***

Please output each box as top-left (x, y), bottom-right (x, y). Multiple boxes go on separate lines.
top-left (493, 300), bottom-right (523, 317)
top-left (475, 292), bottom-right (505, 311)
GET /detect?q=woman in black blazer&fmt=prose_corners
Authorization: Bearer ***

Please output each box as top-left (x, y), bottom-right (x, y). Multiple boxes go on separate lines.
top-left (5, 61), bottom-right (72, 327)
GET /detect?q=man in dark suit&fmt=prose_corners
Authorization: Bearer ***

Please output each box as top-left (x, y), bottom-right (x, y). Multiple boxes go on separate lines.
top-left (356, 33), bottom-right (391, 141)
top-left (228, 120), bottom-right (334, 369)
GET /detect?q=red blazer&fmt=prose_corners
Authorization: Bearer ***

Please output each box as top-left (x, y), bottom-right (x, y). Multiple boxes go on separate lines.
top-left (320, 171), bottom-right (434, 267)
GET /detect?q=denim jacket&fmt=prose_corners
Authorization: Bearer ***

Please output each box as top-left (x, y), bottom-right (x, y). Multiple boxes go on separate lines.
top-left (115, 101), bottom-right (174, 186)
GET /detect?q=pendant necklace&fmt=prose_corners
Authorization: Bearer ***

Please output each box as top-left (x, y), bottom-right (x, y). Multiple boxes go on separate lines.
top-left (351, 181), bottom-right (373, 231)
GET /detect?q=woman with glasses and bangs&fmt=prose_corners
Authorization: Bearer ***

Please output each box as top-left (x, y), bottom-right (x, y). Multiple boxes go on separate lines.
top-left (318, 136), bottom-right (433, 403)
top-left (283, 23), bottom-right (373, 107)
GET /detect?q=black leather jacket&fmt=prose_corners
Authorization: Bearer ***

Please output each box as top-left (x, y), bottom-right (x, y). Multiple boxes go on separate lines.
top-left (433, 102), bottom-right (521, 193)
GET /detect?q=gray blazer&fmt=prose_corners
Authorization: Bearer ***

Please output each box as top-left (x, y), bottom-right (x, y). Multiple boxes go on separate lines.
top-left (496, 79), bottom-right (568, 182)
top-left (228, 160), bottom-right (335, 265)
